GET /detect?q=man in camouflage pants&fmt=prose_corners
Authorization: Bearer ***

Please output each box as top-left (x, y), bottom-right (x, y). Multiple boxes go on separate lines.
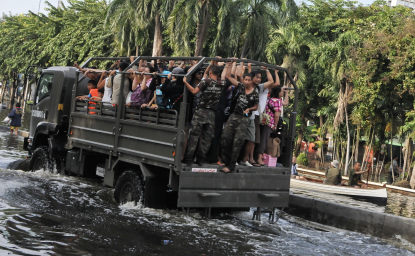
top-left (183, 108), bottom-right (216, 165)
top-left (220, 113), bottom-right (249, 171)
top-left (221, 60), bottom-right (259, 173)
top-left (182, 65), bottom-right (225, 165)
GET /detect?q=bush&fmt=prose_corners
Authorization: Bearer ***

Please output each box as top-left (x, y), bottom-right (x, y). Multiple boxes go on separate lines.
top-left (297, 153), bottom-right (308, 166)
top-left (395, 180), bottom-right (411, 188)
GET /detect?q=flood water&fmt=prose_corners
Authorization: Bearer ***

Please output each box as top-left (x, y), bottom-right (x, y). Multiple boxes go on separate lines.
top-left (0, 129), bottom-right (414, 254)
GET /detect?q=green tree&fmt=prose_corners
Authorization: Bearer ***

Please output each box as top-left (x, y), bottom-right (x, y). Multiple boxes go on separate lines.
top-left (106, 0), bottom-right (173, 56)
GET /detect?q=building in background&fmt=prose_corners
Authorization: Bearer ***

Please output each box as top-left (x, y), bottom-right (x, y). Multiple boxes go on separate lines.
top-left (388, 0), bottom-right (415, 9)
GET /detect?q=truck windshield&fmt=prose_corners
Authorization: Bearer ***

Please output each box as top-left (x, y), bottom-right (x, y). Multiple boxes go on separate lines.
top-left (36, 74), bottom-right (54, 104)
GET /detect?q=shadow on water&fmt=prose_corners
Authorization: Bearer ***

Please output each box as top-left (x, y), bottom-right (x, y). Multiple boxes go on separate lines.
top-left (0, 131), bottom-right (413, 255)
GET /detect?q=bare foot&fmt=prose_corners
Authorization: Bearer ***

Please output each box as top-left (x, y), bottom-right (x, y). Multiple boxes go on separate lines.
top-left (221, 167), bottom-right (231, 173)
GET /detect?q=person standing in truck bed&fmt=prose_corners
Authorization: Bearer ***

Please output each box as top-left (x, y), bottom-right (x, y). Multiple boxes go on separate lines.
top-left (221, 59), bottom-right (259, 173)
top-left (182, 65), bottom-right (225, 165)
top-left (106, 62), bottom-right (130, 105)
top-left (8, 103), bottom-right (23, 135)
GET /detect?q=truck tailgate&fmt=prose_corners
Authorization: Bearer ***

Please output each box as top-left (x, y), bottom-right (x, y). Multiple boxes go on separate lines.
top-left (177, 169), bottom-right (290, 208)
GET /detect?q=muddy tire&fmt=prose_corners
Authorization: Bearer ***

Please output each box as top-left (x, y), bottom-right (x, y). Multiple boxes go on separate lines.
top-left (29, 146), bottom-right (54, 172)
top-left (114, 170), bottom-right (144, 206)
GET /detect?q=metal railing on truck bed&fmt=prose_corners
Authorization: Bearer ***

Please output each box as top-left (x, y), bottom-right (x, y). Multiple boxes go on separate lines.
top-left (68, 56), bottom-right (298, 172)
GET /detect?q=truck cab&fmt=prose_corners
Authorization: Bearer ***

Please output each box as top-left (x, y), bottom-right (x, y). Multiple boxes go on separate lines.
top-left (25, 66), bottom-right (88, 170)
top-left (24, 57), bottom-right (298, 214)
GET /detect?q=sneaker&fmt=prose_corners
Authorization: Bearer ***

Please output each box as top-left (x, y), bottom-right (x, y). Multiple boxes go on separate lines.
top-left (240, 161), bottom-right (253, 167)
top-left (236, 162), bottom-right (239, 166)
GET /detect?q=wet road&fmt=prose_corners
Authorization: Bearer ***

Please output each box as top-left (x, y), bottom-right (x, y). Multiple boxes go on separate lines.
top-left (0, 131), bottom-right (414, 255)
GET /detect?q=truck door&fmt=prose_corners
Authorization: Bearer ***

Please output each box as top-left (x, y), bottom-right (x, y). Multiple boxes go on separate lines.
top-left (29, 73), bottom-right (54, 138)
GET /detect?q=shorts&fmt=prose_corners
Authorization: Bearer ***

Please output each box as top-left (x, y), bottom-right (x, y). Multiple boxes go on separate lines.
top-left (254, 115), bottom-right (260, 143)
top-left (245, 118), bottom-right (256, 142)
top-left (10, 126), bottom-right (18, 130)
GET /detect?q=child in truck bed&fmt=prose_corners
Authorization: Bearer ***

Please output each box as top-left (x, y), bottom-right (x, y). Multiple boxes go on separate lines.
top-left (8, 103), bottom-right (23, 135)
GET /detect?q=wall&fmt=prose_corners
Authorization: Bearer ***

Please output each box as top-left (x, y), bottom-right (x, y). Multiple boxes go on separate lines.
top-left (285, 195), bottom-right (415, 244)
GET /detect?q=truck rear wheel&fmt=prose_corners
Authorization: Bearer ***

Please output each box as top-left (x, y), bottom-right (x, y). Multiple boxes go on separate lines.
top-left (29, 146), bottom-right (54, 172)
top-left (114, 170), bottom-right (144, 206)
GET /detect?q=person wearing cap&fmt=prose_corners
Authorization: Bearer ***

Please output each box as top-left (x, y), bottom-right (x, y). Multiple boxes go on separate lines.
top-left (324, 160), bottom-right (342, 185)
top-left (160, 67), bottom-right (186, 111)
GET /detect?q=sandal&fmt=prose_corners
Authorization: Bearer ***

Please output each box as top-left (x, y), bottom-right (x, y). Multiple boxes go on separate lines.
top-left (249, 161), bottom-right (262, 167)
top-left (213, 161), bottom-right (225, 166)
top-left (260, 164), bottom-right (268, 167)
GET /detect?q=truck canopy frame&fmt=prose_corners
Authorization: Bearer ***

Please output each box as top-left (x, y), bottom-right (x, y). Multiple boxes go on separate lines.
top-left (70, 56), bottom-right (298, 175)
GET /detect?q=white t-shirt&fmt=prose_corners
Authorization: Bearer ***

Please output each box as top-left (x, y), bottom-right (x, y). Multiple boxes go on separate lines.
top-left (251, 83), bottom-right (269, 119)
top-left (102, 77), bottom-right (113, 103)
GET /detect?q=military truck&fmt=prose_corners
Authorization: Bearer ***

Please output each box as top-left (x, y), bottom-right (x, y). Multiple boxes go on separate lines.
top-left (23, 56), bottom-right (298, 214)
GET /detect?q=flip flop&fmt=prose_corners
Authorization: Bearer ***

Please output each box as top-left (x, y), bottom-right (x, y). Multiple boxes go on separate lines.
top-left (249, 161), bottom-right (262, 167)
top-left (214, 161), bottom-right (225, 166)
top-left (260, 164), bottom-right (268, 167)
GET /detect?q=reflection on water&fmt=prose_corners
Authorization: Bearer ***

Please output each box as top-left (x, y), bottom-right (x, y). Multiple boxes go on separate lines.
top-left (0, 131), bottom-right (413, 254)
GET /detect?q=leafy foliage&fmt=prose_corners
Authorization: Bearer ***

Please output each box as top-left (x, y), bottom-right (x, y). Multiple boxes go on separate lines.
top-left (297, 153), bottom-right (309, 166)
top-left (0, 0), bottom-right (116, 77)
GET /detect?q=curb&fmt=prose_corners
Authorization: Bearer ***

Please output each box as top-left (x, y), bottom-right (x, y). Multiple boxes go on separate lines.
top-left (285, 194), bottom-right (415, 244)
top-left (0, 124), bottom-right (29, 137)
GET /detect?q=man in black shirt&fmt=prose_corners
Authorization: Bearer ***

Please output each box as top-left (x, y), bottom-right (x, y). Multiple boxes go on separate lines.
top-left (182, 65), bottom-right (225, 165)
top-left (220, 60), bottom-right (259, 173)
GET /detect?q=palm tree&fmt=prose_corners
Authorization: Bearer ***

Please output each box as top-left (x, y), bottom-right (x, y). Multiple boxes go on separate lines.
top-left (239, 0), bottom-right (297, 60)
top-left (309, 31), bottom-right (359, 175)
top-left (106, 0), bottom-right (173, 56)
top-left (167, 0), bottom-right (231, 56)
top-left (266, 22), bottom-right (312, 154)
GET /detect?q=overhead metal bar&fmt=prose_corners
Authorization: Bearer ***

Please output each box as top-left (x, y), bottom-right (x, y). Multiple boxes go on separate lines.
top-left (75, 55), bottom-right (299, 96)
top-left (81, 57), bottom-right (131, 69)
top-left (126, 56), bottom-right (141, 70)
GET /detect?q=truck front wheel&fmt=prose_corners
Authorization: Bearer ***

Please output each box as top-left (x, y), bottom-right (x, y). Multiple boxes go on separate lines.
top-left (29, 146), bottom-right (54, 172)
top-left (114, 170), bottom-right (144, 206)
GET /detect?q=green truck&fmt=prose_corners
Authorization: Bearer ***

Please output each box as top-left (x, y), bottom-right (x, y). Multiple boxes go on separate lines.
top-left (23, 56), bottom-right (298, 214)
